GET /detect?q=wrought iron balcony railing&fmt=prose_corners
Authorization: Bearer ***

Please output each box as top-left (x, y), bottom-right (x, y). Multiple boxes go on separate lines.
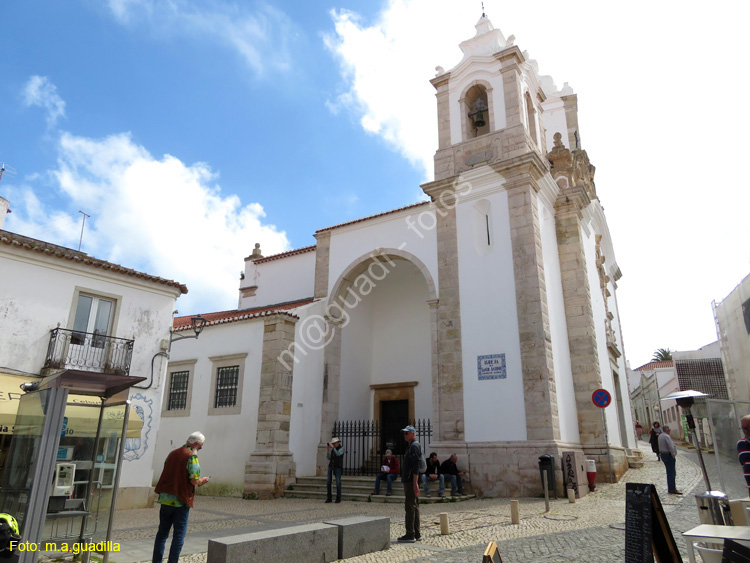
top-left (43, 328), bottom-right (134, 376)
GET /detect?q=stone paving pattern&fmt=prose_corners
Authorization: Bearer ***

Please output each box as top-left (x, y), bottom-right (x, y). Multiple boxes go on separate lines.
top-left (51, 441), bottom-right (733, 562)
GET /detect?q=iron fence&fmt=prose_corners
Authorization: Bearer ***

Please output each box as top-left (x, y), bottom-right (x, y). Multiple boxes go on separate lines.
top-left (44, 328), bottom-right (134, 376)
top-left (332, 419), bottom-right (432, 476)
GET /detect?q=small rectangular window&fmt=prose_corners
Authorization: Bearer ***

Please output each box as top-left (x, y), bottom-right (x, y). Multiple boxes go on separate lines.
top-left (168, 371), bottom-right (190, 411)
top-left (214, 365), bottom-right (239, 408)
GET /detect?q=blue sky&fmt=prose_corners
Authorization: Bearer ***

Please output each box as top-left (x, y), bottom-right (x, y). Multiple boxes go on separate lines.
top-left (2, 0), bottom-right (749, 367)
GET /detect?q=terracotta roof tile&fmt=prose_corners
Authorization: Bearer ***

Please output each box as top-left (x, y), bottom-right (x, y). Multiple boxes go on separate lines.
top-left (247, 245), bottom-right (316, 264)
top-left (316, 201), bottom-right (430, 233)
top-left (633, 360), bottom-right (674, 371)
top-left (173, 297), bottom-right (315, 331)
top-left (0, 229), bottom-right (188, 294)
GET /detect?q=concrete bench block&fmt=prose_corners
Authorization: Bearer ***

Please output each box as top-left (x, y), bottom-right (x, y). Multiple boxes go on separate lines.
top-left (322, 516), bottom-right (390, 559)
top-left (207, 523), bottom-right (338, 563)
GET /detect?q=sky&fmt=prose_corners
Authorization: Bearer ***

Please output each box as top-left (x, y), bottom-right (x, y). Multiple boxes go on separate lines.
top-left (1, 0), bottom-right (749, 369)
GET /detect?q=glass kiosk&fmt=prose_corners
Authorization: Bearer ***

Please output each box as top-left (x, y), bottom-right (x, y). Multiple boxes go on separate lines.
top-left (0, 370), bottom-right (145, 563)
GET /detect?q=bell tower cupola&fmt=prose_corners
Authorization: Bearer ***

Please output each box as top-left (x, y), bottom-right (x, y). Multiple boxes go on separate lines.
top-left (430, 13), bottom-right (547, 181)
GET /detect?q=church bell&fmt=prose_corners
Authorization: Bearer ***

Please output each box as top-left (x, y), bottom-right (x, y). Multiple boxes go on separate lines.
top-left (469, 98), bottom-right (488, 128)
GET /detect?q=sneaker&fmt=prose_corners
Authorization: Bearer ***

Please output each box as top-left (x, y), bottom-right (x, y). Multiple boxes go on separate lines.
top-left (457, 491), bottom-right (466, 496)
top-left (335, 498), bottom-right (342, 503)
top-left (415, 534), bottom-right (422, 541)
top-left (425, 492), bottom-right (431, 497)
top-left (371, 490), bottom-right (379, 495)
top-left (397, 535), bottom-right (416, 543)
top-left (668, 490), bottom-right (683, 495)
top-left (438, 492), bottom-right (445, 497)
top-left (325, 499), bottom-right (332, 503)
top-left (385, 491), bottom-right (392, 496)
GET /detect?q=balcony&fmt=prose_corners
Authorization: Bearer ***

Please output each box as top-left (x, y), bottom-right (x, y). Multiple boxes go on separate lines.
top-left (43, 328), bottom-right (134, 376)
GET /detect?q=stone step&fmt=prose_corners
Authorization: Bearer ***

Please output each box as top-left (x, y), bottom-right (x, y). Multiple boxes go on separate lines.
top-left (284, 489), bottom-right (476, 504)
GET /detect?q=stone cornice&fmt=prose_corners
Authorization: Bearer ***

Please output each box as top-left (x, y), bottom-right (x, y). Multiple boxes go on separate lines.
top-left (554, 185), bottom-right (591, 217)
top-left (491, 151), bottom-right (549, 186)
top-left (494, 45), bottom-right (525, 67)
top-left (430, 72), bottom-right (451, 89)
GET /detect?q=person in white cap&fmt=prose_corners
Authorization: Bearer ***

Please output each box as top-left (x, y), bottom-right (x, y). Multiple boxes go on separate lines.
top-left (326, 437), bottom-right (344, 503)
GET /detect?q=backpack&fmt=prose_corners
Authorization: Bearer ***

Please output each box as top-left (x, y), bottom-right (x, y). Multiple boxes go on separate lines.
top-left (415, 441), bottom-right (427, 474)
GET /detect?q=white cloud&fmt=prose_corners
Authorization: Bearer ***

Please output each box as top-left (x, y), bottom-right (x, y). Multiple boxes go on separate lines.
top-left (105, 0), bottom-right (296, 76)
top-left (10, 131), bottom-right (290, 314)
top-left (324, 0), bottom-right (750, 367)
top-left (22, 76), bottom-right (66, 128)
top-left (324, 2), bottom-right (475, 179)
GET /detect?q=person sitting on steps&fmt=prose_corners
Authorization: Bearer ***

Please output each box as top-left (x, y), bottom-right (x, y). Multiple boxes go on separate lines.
top-left (421, 452), bottom-right (445, 497)
top-left (372, 449), bottom-right (399, 496)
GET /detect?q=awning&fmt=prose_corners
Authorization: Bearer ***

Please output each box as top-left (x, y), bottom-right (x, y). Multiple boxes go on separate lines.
top-left (0, 372), bottom-right (142, 438)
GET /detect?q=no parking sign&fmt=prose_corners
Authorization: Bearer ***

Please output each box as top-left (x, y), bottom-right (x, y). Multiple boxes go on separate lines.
top-left (592, 389), bottom-right (611, 408)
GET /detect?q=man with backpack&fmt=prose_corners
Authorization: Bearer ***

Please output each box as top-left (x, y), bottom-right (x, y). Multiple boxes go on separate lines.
top-left (399, 425), bottom-right (424, 543)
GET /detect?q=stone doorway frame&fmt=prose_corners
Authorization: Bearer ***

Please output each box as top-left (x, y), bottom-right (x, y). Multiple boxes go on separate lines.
top-left (371, 381), bottom-right (418, 424)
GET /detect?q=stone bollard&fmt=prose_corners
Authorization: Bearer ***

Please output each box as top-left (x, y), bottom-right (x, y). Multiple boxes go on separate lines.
top-left (567, 488), bottom-right (576, 503)
top-left (510, 500), bottom-right (520, 524)
top-left (440, 513), bottom-right (450, 535)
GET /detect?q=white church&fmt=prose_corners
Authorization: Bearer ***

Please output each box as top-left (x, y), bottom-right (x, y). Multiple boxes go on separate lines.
top-left (155, 14), bottom-right (636, 498)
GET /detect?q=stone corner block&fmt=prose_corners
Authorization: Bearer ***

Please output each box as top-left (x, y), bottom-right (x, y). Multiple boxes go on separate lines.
top-left (322, 516), bottom-right (391, 559)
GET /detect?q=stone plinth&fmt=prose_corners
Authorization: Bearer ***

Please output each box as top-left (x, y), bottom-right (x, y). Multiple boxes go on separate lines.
top-left (207, 523), bottom-right (337, 563)
top-left (244, 452), bottom-right (296, 499)
top-left (322, 516), bottom-right (390, 559)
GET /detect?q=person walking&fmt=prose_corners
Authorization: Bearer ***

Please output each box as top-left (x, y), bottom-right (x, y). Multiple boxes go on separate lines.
top-left (152, 431), bottom-right (210, 563)
top-left (398, 425), bottom-right (422, 543)
top-left (326, 437), bottom-right (344, 503)
top-left (737, 414), bottom-right (750, 497)
top-left (649, 421), bottom-right (663, 461)
top-left (658, 426), bottom-right (682, 495)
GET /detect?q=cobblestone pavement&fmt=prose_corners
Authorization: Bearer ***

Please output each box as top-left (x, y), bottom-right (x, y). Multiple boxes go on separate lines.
top-left (60, 441), bottom-right (722, 563)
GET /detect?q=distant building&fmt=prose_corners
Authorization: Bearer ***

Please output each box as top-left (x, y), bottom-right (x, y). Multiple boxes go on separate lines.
top-left (714, 272), bottom-right (750, 402)
top-left (0, 202), bottom-right (186, 508)
top-left (628, 360), bottom-right (678, 439)
top-left (159, 14), bottom-right (635, 499)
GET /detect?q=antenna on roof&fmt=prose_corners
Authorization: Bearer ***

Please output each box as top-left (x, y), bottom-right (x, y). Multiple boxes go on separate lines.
top-left (481, 2), bottom-right (486, 17)
top-left (0, 163), bottom-right (18, 184)
top-left (78, 210), bottom-right (90, 252)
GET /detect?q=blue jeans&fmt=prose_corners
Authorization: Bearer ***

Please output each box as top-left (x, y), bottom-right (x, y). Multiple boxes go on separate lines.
top-left (421, 473), bottom-right (445, 494)
top-left (446, 474), bottom-right (464, 494)
top-left (662, 455), bottom-right (677, 491)
top-left (374, 472), bottom-right (396, 492)
top-left (152, 504), bottom-right (190, 563)
top-left (327, 466), bottom-right (342, 500)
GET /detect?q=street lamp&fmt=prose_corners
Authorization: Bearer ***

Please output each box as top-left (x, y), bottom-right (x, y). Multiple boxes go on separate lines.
top-left (168, 315), bottom-right (207, 352)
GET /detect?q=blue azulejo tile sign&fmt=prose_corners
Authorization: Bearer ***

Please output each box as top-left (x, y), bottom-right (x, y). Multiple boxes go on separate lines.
top-left (477, 354), bottom-right (506, 380)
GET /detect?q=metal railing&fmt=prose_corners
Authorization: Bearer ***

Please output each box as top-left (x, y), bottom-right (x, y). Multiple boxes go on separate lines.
top-left (332, 419), bottom-right (432, 476)
top-left (44, 328), bottom-right (134, 376)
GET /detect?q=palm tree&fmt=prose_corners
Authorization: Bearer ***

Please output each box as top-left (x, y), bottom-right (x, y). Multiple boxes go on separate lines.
top-left (651, 348), bottom-right (673, 362)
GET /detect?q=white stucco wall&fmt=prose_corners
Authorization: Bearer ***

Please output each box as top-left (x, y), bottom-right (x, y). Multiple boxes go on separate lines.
top-left (326, 206), bottom-right (438, 299)
top-left (538, 198), bottom-right (580, 444)
top-left (240, 250), bottom-right (316, 309)
top-left (448, 67), bottom-right (507, 145)
top-left (287, 300), bottom-right (326, 477)
top-left (455, 187), bottom-right (527, 442)
top-left (715, 273), bottom-right (750, 402)
top-left (157, 320), bottom-right (264, 494)
top-left (0, 245), bottom-right (181, 490)
top-left (338, 261), bottom-right (432, 421)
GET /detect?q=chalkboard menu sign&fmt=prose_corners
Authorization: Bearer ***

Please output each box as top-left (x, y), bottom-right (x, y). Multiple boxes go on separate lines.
top-left (625, 483), bottom-right (682, 563)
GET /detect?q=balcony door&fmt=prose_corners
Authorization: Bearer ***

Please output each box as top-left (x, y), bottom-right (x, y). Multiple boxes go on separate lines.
top-left (69, 294), bottom-right (114, 371)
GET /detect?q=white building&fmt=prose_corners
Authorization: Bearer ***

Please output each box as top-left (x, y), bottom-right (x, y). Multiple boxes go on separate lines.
top-left (0, 201), bottom-right (186, 508)
top-left (159, 15), bottom-right (635, 498)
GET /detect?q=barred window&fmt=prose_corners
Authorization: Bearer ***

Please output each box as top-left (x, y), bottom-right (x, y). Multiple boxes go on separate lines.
top-left (168, 371), bottom-right (190, 411)
top-left (214, 365), bottom-right (239, 408)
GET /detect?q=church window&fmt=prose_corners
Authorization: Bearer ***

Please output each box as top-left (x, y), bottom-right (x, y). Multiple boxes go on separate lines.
top-left (474, 199), bottom-right (492, 254)
top-left (162, 359), bottom-right (196, 417)
top-left (525, 91), bottom-right (538, 145)
top-left (208, 353), bottom-right (247, 415)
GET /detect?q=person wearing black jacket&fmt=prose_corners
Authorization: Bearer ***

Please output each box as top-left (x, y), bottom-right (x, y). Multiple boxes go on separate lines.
top-left (421, 452), bottom-right (445, 497)
top-left (326, 437), bottom-right (345, 503)
top-left (439, 454), bottom-right (466, 496)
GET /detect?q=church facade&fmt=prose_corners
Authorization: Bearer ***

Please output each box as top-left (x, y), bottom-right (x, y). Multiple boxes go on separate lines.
top-left (155, 16), bottom-right (635, 498)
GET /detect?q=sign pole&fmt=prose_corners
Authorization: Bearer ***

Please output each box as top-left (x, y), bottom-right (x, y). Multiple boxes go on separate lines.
top-left (592, 389), bottom-right (614, 483)
top-left (602, 407), bottom-right (614, 483)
